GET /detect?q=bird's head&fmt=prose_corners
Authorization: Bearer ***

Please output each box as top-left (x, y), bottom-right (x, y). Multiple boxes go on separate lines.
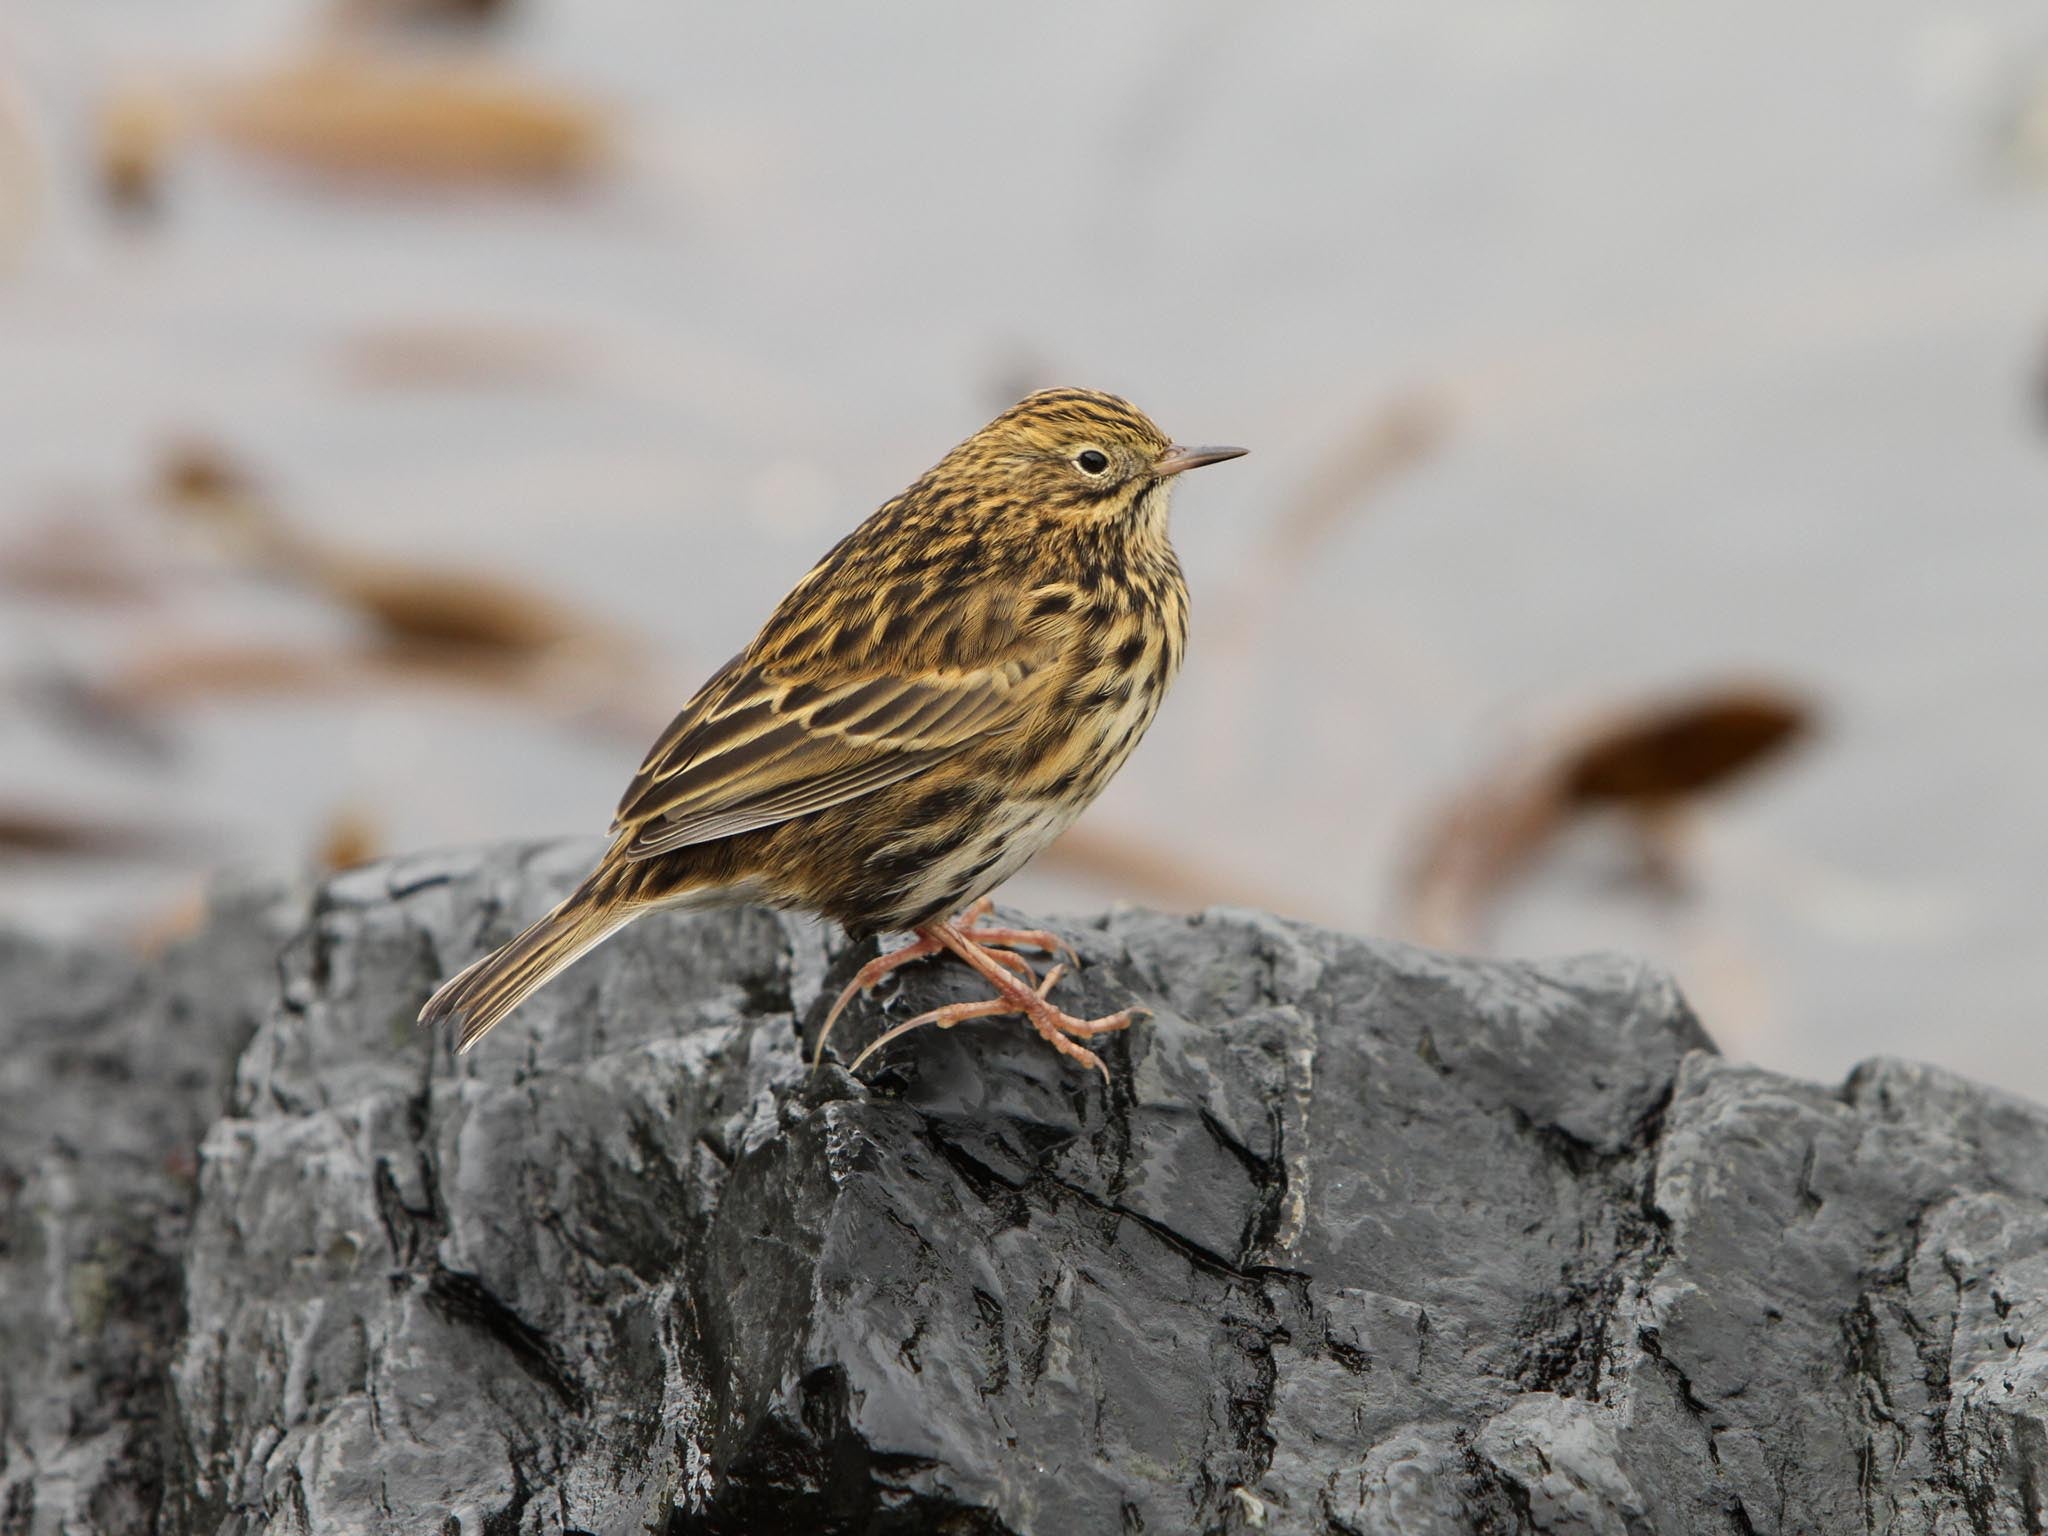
top-left (946, 387), bottom-right (1245, 529)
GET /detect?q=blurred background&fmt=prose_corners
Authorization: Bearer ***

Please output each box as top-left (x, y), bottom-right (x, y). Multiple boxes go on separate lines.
top-left (3, 2), bottom-right (2046, 1091)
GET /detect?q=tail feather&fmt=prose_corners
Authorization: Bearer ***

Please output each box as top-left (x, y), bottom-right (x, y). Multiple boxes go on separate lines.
top-left (418, 893), bottom-right (635, 1051)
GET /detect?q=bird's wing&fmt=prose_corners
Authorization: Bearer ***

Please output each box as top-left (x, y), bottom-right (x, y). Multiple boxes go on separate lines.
top-left (609, 653), bottom-right (1040, 859)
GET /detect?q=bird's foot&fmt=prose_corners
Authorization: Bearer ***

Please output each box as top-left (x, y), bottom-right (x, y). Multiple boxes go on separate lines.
top-left (810, 897), bottom-right (1071, 1071)
top-left (848, 964), bottom-right (1069, 1076)
top-left (948, 895), bottom-right (1080, 971)
top-left (845, 957), bottom-right (1143, 1085)
top-left (915, 918), bottom-right (1142, 1083)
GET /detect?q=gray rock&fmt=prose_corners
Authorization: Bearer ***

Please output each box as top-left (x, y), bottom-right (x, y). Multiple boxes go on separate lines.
top-left (0, 872), bottom-right (299, 1536)
top-left (4, 838), bottom-right (2047, 1533)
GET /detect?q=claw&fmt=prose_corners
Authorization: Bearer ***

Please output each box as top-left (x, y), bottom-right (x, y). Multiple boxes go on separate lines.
top-left (821, 902), bottom-right (1136, 1081)
top-left (847, 966), bottom-right (1065, 1076)
top-left (810, 900), bottom-right (1059, 1071)
top-left (811, 932), bottom-right (942, 1071)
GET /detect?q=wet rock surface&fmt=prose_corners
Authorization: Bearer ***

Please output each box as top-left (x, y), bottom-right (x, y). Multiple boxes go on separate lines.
top-left (5, 839), bottom-right (2048, 1533)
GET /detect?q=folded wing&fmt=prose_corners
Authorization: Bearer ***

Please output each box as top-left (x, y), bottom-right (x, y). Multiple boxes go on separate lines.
top-left (611, 655), bottom-right (1039, 859)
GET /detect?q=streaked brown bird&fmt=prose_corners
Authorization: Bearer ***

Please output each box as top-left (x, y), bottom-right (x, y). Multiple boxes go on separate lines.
top-left (419, 388), bottom-right (1244, 1076)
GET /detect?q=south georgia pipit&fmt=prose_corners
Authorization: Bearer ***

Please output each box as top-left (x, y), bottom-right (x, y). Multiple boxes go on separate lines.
top-left (419, 389), bottom-right (1245, 1079)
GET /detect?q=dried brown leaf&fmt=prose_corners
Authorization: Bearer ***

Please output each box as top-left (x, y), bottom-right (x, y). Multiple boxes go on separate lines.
top-left (153, 437), bottom-right (288, 572)
top-left (323, 557), bottom-right (595, 656)
top-left (316, 806), bottom-right (382, 871)
top-left (208, 55), bottom-right (606, 186)
top-left (98, 83), bottom-right (183, 215)
top-left (1400, 680), bottom-right (1815, 949)
top-left (91, 634), bottom-right (647, 723)
top-left (1400, 768), bottom-right (1568, 950)
top-left (1557, 687), bottom-right (1812, 807)
top-left (93, 640), bottom-right (574, 713)
top-left (94, 644), bottom-right (368, 711)
top-left (337, 321), bottom-right (582, 388)
top-left (152, 438), bottom-right (635, 661)
top-left (0, 518), bottom-right (161, 603)
top-left (0, 806), bottom-right (202, 863)
top-left (158, 438), bottom-right (263, 507)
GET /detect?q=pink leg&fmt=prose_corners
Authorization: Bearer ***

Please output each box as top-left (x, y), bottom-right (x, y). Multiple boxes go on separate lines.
top-left (920, 921), bottom-right (1146, 1084)
top-left (811, 899), bottom-right (1051, 1071)
top-left (950, 896), bottom-right (1080, 970)
top-left (847, 965), bottom-right (1068, 1076)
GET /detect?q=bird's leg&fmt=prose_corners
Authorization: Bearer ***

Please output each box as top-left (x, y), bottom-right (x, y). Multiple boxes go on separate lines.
top-left (951, 895), bottom-right (1080, 970)
top-left (811, 898), bottom-right (1045, 1071)
top-left (847, 965), bottom-right (1066, 1076)
top-left (922, 919), bottom-right (1144, 1084)
top-left (813, 932), bottom-right (945, 1071)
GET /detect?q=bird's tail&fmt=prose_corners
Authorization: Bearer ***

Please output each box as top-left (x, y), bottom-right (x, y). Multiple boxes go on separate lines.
top-left (418, 882), bottom-right (637, 1052)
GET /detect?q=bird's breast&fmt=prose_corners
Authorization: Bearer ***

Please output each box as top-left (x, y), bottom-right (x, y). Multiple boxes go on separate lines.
top-left (1010, 579), bottom-right (1186, 804)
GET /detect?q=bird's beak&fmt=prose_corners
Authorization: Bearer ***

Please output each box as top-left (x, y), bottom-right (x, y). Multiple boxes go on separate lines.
top-left (1153, 443), bottom-right (1248, 477)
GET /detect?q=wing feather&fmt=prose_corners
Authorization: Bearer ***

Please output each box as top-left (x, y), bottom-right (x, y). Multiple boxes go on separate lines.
top-left (610, 656), bottom-right (1039, 860)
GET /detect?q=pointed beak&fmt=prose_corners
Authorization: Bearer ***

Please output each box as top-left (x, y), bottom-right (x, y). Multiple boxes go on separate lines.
top-left (1153, 443), bottom-right (1248, 477)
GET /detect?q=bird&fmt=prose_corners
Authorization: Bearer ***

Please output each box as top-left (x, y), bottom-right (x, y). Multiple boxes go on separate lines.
top-left (418, 388), bottom-right (1245, 1077)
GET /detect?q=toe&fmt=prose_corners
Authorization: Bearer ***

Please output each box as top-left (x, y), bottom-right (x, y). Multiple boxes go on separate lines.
top-left (1053, 1009), bottom-right (1136, 1039)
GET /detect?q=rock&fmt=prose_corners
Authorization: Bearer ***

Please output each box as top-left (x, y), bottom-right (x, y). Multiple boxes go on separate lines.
top-left (0, 873), bottom-right (298, 1536)
top-left (4, 838), bottom-right (2048, 1533)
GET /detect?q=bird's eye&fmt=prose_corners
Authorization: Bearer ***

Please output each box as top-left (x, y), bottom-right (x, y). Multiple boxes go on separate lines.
top-left (1075, 449), bottom-right (1110, 475)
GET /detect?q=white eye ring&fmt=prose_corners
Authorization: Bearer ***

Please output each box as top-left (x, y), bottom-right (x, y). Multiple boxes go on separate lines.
top-left (1074, 448), bottom-right (1110, 475)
